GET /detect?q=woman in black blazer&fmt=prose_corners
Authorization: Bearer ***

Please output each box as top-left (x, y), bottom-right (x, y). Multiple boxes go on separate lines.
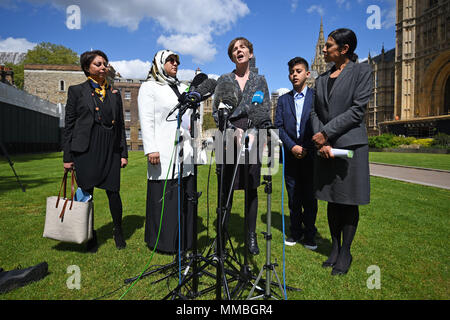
top-left (311, 29), bottom-right (372, 275)
top-left (63, 50), bottom-right (128, 252)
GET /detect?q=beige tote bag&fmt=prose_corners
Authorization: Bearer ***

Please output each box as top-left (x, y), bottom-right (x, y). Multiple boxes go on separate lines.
top-left (43, 170), bottom-right (93, 244)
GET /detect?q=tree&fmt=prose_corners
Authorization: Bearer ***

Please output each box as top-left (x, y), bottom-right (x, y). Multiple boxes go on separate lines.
top-left (4, 62), bottom-right (24, 89)
top-left (24, 42), bottom-right (79, 65)
top-left (8, 42), bottom-right (79, 89)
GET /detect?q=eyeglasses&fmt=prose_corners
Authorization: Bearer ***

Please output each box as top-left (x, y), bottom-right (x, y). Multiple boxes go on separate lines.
top-left (166, 57), bottom-right (179, 64)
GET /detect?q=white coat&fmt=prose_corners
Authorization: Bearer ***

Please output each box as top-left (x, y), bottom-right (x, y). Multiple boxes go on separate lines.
top-left (138, 80), bottom-right (193, 180)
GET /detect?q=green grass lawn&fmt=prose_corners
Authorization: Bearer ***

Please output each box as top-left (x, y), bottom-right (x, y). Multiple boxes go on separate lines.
top-left (369, 152), bottom-right (450, 171)
top-left (0, 151), bottom-right (449, 300)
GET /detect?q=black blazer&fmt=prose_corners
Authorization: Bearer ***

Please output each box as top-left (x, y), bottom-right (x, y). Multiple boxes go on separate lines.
top-left (63, 80), bottom-right (128, 162)
top-left (310, 60), bottom-right (372, 148)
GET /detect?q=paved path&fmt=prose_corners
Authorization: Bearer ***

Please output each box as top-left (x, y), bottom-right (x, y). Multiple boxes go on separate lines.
top-left (370, 163), bottom-right (450, 190)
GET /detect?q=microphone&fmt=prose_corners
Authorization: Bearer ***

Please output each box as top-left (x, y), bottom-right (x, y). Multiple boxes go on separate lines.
top-left (189, 72), bottom-right (208, 92)
top-left (214, 79), bottom-right (240, 112)
top-left (179, 78), bottom-right (217, 115)
top-left (247, 91), bottom-right (282, 145)
top-left (167, 74), bottom-right (214, 118)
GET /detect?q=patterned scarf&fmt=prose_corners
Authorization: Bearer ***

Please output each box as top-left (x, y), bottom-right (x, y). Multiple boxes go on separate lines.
top-left (88, 76), bottom-right (109, 102)
top-left (146, 49), bottom-right (180, 86)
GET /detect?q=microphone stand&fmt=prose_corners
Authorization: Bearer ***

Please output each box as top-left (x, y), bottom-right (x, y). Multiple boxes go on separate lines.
top-left (228, 132), bottom-right (254, 299)
top-left (124, 109), bottom-right (193, 295)
top-left (0, 141), bottom-right (25, 192)
top-left (161, 107), bottom-right (239, 300)
top-left (247, 129), bottom-right (301, 300)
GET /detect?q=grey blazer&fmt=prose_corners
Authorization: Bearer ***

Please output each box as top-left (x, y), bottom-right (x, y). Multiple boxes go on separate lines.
top-left (310, 60), bottom-right (372, 148)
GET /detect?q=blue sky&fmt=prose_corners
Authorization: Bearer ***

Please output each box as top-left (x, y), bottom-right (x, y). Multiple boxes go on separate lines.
top-left (0, 0), bottom-right (396, 92)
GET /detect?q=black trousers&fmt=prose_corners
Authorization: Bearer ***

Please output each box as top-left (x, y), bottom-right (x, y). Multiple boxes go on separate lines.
top-left (284, 155), bottom-right (318, 241)
top-left (217, 163), bottom-right (258, 236)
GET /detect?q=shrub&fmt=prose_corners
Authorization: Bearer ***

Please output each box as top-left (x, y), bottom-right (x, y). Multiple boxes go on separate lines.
top-left (431, 133), bottom-right (450, 148)
top-left (411, 138), bottom-right (433, 148)
top-left (368, 134), bottom-right (434, 149)
top-left (369, 134), bottom-right (393, 148)
top-left (392, 136), bottom-right (415, 146)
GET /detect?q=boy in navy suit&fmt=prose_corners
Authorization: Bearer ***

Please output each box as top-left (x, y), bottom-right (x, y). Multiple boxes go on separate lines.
top-left (275, 57), bottom-right (318, 250)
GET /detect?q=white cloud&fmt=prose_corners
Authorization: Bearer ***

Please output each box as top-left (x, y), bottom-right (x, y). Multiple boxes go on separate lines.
top-left (27, 0), bottom-right (249, 63)
top-left (109, 59), bottom-right (151, 79)
top-left (381, 3), bottom-right (396, 29)
top-left (274, 88), bottom-right (290, 96)
top-left (157, 33), bottom-right (217, 64)
top-left (291, 0), bottom-right (299, 13)
top-left (306, 5), bottom-right (325, 17)
top-left (110, 59), bottom-right (219, 81)
top-left (0, 37), bottom-right (37, 52)
top-left (336, 0), bottom-right (351, 10)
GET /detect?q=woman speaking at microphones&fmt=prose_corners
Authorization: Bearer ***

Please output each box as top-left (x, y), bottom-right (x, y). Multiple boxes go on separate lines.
top-left (212, 37), bottom-right (271, 255)
top-left (311, 28), bottom-right (372, 275)
top-left (138, 49), bottom-right (194, 254)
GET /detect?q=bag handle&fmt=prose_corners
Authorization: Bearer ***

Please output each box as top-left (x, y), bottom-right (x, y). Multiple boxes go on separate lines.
top-left (55, 170), bottom-right (69, 209)
top-left (56, 169), bottom-right (78, 220)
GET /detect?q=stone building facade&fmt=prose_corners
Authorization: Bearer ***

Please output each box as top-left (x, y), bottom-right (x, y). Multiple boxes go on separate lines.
top-left (384, 0), bottom-right (450, 136)
top-left (24, 64), bottom-right (85, 105)
top-left (113, 78), bottom-right (145, 151)
top-left (366, 47), bottom-right (396, 135)
top-left (306, 18), bottom-right (332, 88)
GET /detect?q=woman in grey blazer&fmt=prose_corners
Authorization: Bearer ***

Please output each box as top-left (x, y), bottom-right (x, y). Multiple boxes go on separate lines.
top-left (311, 28), bottom-right (372, 275)
top-left (212, 37), bottom-right (271, 255)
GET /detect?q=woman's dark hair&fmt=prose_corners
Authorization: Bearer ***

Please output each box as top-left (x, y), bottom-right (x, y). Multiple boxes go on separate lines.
top-left (328, 28), bottom-right (358, 62)
top-left (288, 57), bottom-right (309, 71)
top-left (227, 37), bottom-right (253, 62)
top-left (80, 50), bottom-right (109, 77)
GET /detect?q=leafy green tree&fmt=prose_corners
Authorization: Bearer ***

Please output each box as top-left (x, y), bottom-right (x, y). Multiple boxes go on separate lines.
top-left (4, 62), bottom-right (24, 89)
top-left (23, 42), bottom-right (79, 65)
top-left (7, 42), bottom-right (79, 89)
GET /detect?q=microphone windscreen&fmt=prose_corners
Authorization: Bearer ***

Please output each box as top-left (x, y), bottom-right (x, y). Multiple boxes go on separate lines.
top-left (215, 79), bottom-right (240, 109)
top-left (251, 91), bottom-right (264, 104)
top-left (189, 73), bottom-right (208, 91)
top-left (248, 92), bottom-right (272, 129)
top-left (195, 78), bottom-right (217, 100)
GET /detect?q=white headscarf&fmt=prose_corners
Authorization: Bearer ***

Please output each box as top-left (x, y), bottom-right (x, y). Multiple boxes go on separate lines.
top-left (147, 49), bottom-right (180, 86)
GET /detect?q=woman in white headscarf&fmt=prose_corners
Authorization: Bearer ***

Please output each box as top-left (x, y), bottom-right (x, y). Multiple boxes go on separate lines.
top-left (138, 49), bottom-right (194, 254)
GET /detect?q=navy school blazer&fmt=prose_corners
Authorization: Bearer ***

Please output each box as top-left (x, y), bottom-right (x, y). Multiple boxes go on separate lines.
top-left (275, 86), bottom-right (315, 155)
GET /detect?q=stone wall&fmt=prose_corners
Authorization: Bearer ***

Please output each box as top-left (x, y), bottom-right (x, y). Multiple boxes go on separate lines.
top-left (23, 64), bottom-right (85, 105)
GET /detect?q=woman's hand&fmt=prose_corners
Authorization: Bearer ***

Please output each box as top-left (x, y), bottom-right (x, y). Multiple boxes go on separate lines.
top-left (63, 162), bottom-right (74, 171)
top-left (148, 152), bottom-right (160, 165)
top-left (121, 158), bottom-right (128, 168)
top-left (318, 145), bottom-right (334, 159)
top-left (312, 131), bottom-right (328, 149)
